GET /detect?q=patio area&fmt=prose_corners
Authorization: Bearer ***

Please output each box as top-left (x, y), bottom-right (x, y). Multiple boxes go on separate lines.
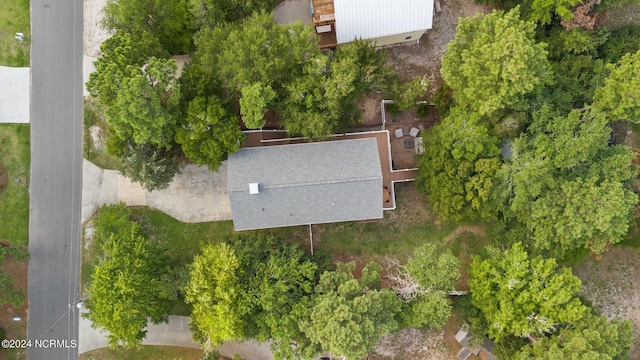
top-left (383, 101), bottom-right (438, 169)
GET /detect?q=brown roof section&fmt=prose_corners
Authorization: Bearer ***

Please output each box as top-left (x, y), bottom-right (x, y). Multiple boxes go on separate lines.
top-left (242, 130), bottom-right (417, 210)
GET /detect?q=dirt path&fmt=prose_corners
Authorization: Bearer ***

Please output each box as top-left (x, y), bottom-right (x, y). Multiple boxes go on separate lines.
top-left (442, 225), bottom-right (485, 244)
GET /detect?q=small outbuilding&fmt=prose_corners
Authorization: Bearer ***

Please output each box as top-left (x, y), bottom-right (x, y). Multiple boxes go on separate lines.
top-left (310, 0), bottom-right (434, 48)
top-left (228, 138), bottom-right (383, 231)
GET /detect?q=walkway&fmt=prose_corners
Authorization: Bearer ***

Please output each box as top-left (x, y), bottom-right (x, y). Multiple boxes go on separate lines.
top-left (273, 0), bottom-right (312, 25)
top-left (0, 66), bottom-right (30, 123)
top-left (81, 159), bottom-right (232, 223)
top-left (78, 309), bottom-right (274, 360)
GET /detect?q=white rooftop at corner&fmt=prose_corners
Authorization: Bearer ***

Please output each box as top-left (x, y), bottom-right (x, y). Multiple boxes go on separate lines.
top-left (0, 66), bottom-right (30, 123)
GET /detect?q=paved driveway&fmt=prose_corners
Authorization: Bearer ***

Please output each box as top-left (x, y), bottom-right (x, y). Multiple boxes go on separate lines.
top-left (79, 309), bottom-right (274, 360)
top-left (82, 159), bottom-right (232, 223)
top-left (0, 66), bottom-right (29, 123)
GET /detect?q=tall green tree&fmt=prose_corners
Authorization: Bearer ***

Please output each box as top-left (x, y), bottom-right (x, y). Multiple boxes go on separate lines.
top-left (92, 202), bottom-right (133, 252)
top-left (493, 108), bottom-right (638, 256)
top-left (113, 139), bottom-right (183, 191)
top-left (515, 313), bottom-right (634, 359)
top-left (87, 30), bottom-right (169, 107)
top-left (469, 242), bottom-right (587, 342)
top-left (197, 13), bottom-right (320, 97)
top-left (245, 241), bottom-right (320, 360)
top-left (527, 0), bottom-right (581, 24)
top-left (540, 27), bottom-right (610, 113)
top-left (441, 7), bottom-right (551, 115)
top-left (105, 57), bottom-right (181, 148)
top-left (387, 244), bottom-right (460, 329)
top-left (529, 177), bottom-right (637, 254)
top-left (593, 50), bottom-right (640, 122)
top-left (416, 107), bottom-right (501, 221)
top-left (300, 262), bottom-right (401, 360)
top-left (239, 83), bottom-right (276, 129)
top-left (175, 96), bottom-right (244, 171)
top-left (185, 243), bottom-right (248, 351)
top-left (84, 221), bottom-right (170, 349)
top-left (189, 0), bottom-right (279, 29)
top-left (185, 234), bottom-right (320, 359)
top-left (103, 0), bottom-right (194, 54)
top-left (280, 40), bottom-right (397, 139)
top-left (194, 15), bottom-right (397, 138)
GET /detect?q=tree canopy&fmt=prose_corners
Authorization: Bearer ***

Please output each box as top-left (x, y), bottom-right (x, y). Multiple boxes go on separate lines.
top-left (441, 7), bottom-right (551, 115)
top-left (87, 30), bottom-right (169, 107)
top-left (515, 313), bottom-right (634, 359)
top-left (493, 108), bottom-right (638, 256)
top-left (195, 13), bottom-right (320, 98)
top-left (84, 204), bottom-right (171, 348)
top-left (185, 234), bottom-right (320, 359)
top-left (387, 244), bottom-right (461, 329)
top-left (300, 262), bottom-right (401, 360)
top-left (526, 0), bottom-right (581, 25)
top-left (190, 14), bottom-right (398, 138)
top-left (416, 107), bottom-right (501, 222)
top-left (175, 96), bottom-right (244, 171)
top-left (103, 0), bottom-right (194, 54)
top-left (108, 138), bottom-right (183, 191)
top-left (469, 242), bottom-right (587, 342)
top-left (185, 242), bottom-right (247, 350)
top-left (188, 0), bottom-right (279, 29)
top-left (105, 57), bottom-right (181, 148)
top-left (593, 50), bottom-right (640, 122)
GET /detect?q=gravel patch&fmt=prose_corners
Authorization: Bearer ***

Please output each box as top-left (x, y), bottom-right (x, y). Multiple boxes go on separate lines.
top-left (573, 246), bottom-right (640, 357)
top-left (84, 0), bottom-right (112, 57)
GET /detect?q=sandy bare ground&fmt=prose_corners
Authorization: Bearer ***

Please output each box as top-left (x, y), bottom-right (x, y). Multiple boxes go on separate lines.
top-left (573, 246), bottom-right (640, 358)
top-left (372, 328), bottom-right (456, 360)
top-left (84, 0), bottom-right (112, 57)
top-left (385, 0), bottom-right (493, 87)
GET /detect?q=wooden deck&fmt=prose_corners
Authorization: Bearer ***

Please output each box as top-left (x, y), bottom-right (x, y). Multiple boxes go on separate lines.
top-left (317, 27), bottom-right (338, 48)
top-left (310, 0), bottom-right (335, 24)
top-left (242, 130), bottom-right (417, 210)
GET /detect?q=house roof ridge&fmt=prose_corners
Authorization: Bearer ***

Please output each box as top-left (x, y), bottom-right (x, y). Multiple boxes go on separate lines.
top-left (229, 175), bottom-right (382, 193)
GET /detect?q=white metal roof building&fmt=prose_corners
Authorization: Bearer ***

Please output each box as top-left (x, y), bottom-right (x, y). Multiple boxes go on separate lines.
top-left (333, 0), bottom-right (434, 46)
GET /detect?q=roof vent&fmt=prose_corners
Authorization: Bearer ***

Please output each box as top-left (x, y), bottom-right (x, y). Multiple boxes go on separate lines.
top-left (249, 183), bottom-right (260, 195)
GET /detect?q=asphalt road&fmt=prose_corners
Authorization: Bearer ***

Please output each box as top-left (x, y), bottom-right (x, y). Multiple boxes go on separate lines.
top-left (27, 0), bottom-right (83, 358)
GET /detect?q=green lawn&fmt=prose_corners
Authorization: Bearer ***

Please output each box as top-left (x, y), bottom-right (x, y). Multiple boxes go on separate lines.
top-left (129, 207), bottom-right (310, 265)
top-left (0, 125), bottom-right (30, 359)
top-left (0, 0), bottom-right (30, 67)
top-left (314, 184), bottom-right (474, 259)
top-left (79, 345), bottom-right (203, 360)
top-left (622, 217), bottom-right (640, 249)
top-left (0, 124), bottom-right (30, 246)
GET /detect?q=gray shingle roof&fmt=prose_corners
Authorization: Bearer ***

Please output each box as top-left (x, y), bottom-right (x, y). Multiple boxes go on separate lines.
top-left (228, 138), bottom-right (383, 230)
